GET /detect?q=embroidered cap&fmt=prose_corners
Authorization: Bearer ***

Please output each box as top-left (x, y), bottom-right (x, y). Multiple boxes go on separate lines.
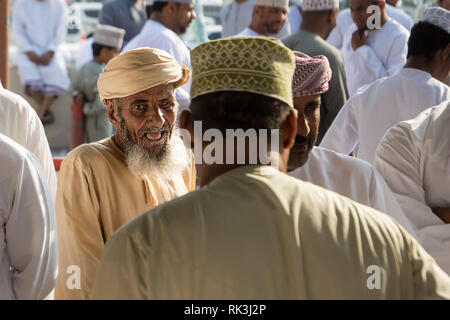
top-left (190, 36), bottom-right (296, 108)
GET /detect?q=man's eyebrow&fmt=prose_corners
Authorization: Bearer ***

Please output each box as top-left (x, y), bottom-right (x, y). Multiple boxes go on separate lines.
top-left (307, 100), bottom-right (320, 107)
top-left (130, 99), bottom-right (149, 105)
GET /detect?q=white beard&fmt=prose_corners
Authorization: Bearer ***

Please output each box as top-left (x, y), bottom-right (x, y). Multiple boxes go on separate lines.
top-left (126, 131), bottom-right (189, 182)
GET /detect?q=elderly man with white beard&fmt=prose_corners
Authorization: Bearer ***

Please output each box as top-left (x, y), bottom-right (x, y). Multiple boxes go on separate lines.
top-left (54, 48), bottom-right (196, 300)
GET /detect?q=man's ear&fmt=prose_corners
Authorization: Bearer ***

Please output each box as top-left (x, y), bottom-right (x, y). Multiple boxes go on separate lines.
top-left (179, 109), bottom-right (194, 149)
top-left (281, 108), bottom-right (298, 150)
top-left (327, 10), bottom-right (334, 23)
top-left (106, 99), bottom-right (120, 128)
top-left (253, 6), bottom-right (261, 18)
top-left (167, 1), bottom-right (178, 14)
top-left (440, 43), bottom-right (450, 61)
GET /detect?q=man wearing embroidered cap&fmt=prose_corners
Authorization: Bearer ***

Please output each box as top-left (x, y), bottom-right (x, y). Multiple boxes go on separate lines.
top-left (374, 7), bottom-right (450, 275)
top-left (93, 37), bottom-right (450, 299)
top-left (283, 0), bottom-right (348, 144)
top-left (72, 24), bottom-right (126, 143)
top-left (55, 48), bottom-right (196, 300)
top-left (287, 51), bottom-right (416, 239)
top-left (122, 0), bottom-right (196, 113)
top-left (237, 0), bottom-right (289, 36)
top-left (322, 7), bottom-right (450, 164)
top-left (221, 0), bottom-right (291, 39)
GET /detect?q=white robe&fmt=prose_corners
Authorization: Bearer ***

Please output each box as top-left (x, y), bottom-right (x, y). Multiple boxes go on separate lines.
top-left (288, 3), bottom-right (302, 35)
top-left (320, 68), bottom-right (450, 164)
top-left (11, 0), bottom-right (70, 93)
top-left (375, 102), bottom-right (450, 275)
top-left (236, 27), bottom-right (264, 37)
top-left (76, 37), bottom-right (94, 71)
top-left (327, 5), bottom-right (413, 50)
top-left (289, 147), bottom-right (416, 238)
top-left (0, 134), bottom-right (57, 300)
top-left (341, 18), bottom-right (409, 96)
top-left (220, 0), bottom-right (291, 39)
top-left (0, 85), bottom-right (57, 198)
top-left (122, 19), bottom-right (191, 113)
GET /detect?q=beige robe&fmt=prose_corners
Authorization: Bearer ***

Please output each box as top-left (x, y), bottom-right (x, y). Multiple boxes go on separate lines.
top-left (55, 137), bottom-right (196, 299)
top-left (92, 165), bottom-right (450, 300)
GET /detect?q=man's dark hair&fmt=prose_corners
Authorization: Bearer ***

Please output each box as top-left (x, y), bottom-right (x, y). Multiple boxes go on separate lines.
top-left (407, 21), bottom-right (450, 60)
top-left (190, 91), bottom-right (292, 133)
top-left (152, 1), bottom-right (179, 12)
top-left (146, 5), bottom-right (153, 17)
top-left (92, 43), bottom-right (115, 57)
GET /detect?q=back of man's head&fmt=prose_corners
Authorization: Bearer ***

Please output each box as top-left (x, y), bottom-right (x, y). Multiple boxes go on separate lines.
top-left (190, 91), bottom-right (291, 132)
top-left (151, 1), bottom-right (178, 12)
top-left (408, 21), bottom-right (450, 60)
top-left (188, 36), bottom-right (296, 134)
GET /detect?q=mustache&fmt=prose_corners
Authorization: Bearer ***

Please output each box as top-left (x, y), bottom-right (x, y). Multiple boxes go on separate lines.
top-left (295, 135), bottom-right (311, 145)
top-left (139, 124), bottom-right (170, 136)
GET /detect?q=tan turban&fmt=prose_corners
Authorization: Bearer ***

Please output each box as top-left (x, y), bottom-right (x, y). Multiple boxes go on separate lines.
top-left (98, 47), bottom-right (190, 103)
top-left (292, 51), bottom-right (332, 97)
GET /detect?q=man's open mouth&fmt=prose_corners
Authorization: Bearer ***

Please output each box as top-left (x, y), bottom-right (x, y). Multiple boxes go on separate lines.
top-left (143, 130), bottom-right (168, 146)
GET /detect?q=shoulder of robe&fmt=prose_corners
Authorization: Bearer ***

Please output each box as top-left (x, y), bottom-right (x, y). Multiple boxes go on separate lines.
top-left (297, 177), bottom-right (411, 249)
top-left (315, 147), bottom-right (374, 176)
top-left (387, 20), bottom-right (410, 39)
top-left (60, 141), bottom-right (110, 171)
top-left (0, 89), bottom-right (37, 127)
top-left (112, 187), bottom-right (207, 246)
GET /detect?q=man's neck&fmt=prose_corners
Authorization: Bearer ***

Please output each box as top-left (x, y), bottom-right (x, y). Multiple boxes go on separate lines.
top-left (198, 156), bottom-right (288, 187)
top-left (248, 21), bottom-right (268, 36)
top-left (112, 133), bottom-right (126, 154)
top-left (403, 57), bottom-right (436, 79)
top-left (93, 56), bottom-right (104, 65)
top-left (300, 20), bottom-right (329, 40)
top-left (151, 13), bottom-right (178, 35)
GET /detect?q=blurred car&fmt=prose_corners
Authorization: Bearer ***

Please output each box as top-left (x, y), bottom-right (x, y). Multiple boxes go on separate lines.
top-left (66, 2), bottom-right (102, 43)
top-left (402, 0), bottom-right (436, 19)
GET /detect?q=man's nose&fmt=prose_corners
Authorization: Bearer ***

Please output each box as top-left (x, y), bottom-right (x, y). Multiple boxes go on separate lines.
top-left (298, 113), bottom-right (310, 137)
top-left (145, 105), bottom-right (165, 128)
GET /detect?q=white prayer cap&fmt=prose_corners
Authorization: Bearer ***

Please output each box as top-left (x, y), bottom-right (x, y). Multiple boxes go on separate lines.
top-left (93, 24), bottom-right (126, 49)
top-left (421, 7), bottom-right (450, 33)
top-left (302, 0), bottom-right (339, 11)
top-left (254, 0), bottom-right (289, 10)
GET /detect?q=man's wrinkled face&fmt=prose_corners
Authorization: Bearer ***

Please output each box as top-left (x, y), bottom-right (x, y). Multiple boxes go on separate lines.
top-left (349, 0), bottom-right (376, 31)
top-left (175, 3), bottom-right (197, 35)
top-left (287, 94), bottom-right (320, 171)
top-left (261, 6), bottom-right (287, 35)
top-left (114, 84), bottom-right (177, 158)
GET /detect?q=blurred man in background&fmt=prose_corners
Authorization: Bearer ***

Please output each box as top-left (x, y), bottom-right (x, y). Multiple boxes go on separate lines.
top-left (98, 0), bottom-right (147, 47)
top-left (222, 0), bottom-right (291, 38)
top-left (340, 0), bottom-right (409, 96)
top-left (283, 0), bottom-right (348, 143)
top-left (321, 8), bottom-right (450, 163)
top-left (237, 0), bottom-right (289, 36)
top-left (72, 25), bottom-right (125, 143)
top-left (11, 0), bottom-right (70, 125)
top-left (123, 0), bottom-right (196, 113)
